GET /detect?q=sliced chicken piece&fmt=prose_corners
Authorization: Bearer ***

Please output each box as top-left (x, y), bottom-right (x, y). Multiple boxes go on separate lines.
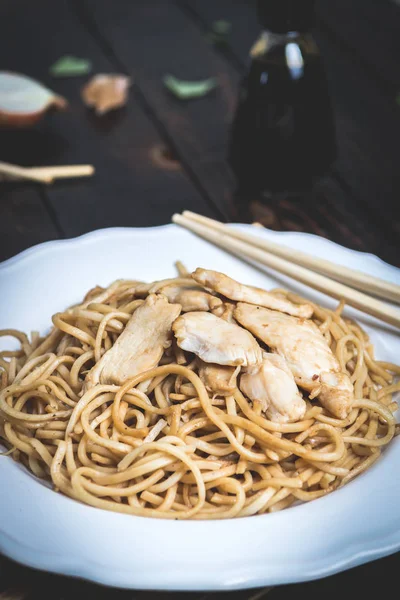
top-left (211, 301), bottom-right (235, 322)
top-left (198, 361), bottom-right (238, 395)
top-left (235, 304), bottom-right (336, 386)
top-left (318, 372), bottom-right (354, 421)
top-left (172, 312), bottom-right (262, 367)
top-left (219, 302), bottom-right (236, 323)
top-left (86, 294), bottom-right (181, 386)
top-left (193, 268), bottom-right (313, 318)
top-left (162, 284), bottom-right (222, 312)
top-left (240, 353), bottom-right (306, 423)
top-left (234, 303), bottom-right (353, 419)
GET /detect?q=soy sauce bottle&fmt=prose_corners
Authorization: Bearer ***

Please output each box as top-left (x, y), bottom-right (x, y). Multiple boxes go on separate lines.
top-left (229, 0), bottom-right (336, 207)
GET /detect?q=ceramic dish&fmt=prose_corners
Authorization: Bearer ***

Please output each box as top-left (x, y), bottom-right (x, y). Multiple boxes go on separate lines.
top-left (0, 224), bottom-right (399, 590)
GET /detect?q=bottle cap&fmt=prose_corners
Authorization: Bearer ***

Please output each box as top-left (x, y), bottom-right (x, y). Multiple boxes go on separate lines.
top-left (257, 0), bottom-right (315, 33)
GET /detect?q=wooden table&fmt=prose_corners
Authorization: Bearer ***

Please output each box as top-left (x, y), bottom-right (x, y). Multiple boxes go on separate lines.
top-left (0, 1), bottom-right (399, 598)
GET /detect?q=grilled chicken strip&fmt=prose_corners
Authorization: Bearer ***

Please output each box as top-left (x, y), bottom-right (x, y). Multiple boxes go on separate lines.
top-left (192, 268), bottom-right (313, 318)
top-left (318, 372), bottom-right (355, 420)
top-left (172, 311), bottom-right (262, 367)
top-left (86, 294), bottom-right (181, 386)
top-left (161, 284), bottom-right (222, 312)
top-left (211, 301), bottom-right (236, 323)
top-left (198, 361), bottom-right (238, 395)
top-left (234, 303), bottom-right (353, 419)
top-left (240, 353), bottom-right (306, 423)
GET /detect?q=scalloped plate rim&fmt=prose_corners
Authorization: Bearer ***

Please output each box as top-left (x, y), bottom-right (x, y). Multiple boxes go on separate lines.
top-left (0, 224), bottom-right (399, 591)
top-left (0, 224), bottom-right (395, 274)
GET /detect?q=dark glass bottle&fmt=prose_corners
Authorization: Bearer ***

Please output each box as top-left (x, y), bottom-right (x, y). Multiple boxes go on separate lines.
top-left (229, 0), bottom-right (336, 203)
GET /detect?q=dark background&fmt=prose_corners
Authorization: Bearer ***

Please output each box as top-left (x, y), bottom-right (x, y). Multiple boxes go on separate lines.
top-left (0, 0), bottom-right (399, 598)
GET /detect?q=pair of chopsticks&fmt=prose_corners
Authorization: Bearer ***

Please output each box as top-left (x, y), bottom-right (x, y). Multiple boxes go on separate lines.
top-left (172, 211), bottom-right (400, 329)
top-left (0, 161), bottom-right (94, 184)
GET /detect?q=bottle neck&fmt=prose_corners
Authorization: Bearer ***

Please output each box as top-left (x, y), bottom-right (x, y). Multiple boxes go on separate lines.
top-left (250, 30), bottom-right (300, 59)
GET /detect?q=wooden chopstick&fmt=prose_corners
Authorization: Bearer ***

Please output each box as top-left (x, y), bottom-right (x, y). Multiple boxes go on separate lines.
top-left (0, 161), bottom-right (52, 183)
top-left (172, 213), bottom-right (400, 329)
top-left (0, 162), bottom-right (94, 184)
top-left (182, 211), bottom-right (400, 305)
top-left (26, 165), bottom-right (95, 179)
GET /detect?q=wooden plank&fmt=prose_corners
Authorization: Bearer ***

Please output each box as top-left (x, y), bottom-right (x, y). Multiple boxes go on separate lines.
top-left (250, 177), bottom-right (399, 266)
top-left (74, 0), bottom-right (399, 264)
top-left (270, 550), bottom-right (399, 600)
top-left (73, 0), bottom-right (240, 218)
top-left (0, 552), bottom-right (205, 600)
top-left (0, 0), bottom-right (218, 239)
top-left (181, 0), bottom-right (400, 260)
top-left (312, 28), bottom-right (400, 232)
top-left (201, 591), bottom-right (271, 600)
top-left (236, 0), bottom-right (400, 95)
top-left (0, 185), bottom-right (59, 261)
top-left (317, 0), bottom-right (400, 95)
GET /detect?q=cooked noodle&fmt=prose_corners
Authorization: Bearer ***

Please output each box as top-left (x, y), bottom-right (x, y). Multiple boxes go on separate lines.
top-left (0, 271), bottom-right (398, 519)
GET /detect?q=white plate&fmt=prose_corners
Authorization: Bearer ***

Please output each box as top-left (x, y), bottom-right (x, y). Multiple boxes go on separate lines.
top-left (0, 225), bottom-right (399, 591)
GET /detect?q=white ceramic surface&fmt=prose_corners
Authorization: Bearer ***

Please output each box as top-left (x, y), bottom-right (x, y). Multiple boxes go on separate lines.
top-left (0, 225), bottom-right (399, 591)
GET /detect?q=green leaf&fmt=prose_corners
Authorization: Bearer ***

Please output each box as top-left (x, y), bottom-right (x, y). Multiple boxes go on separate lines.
top-left (50, 55), bottom-right (92, 77)
top-left (163, 75), bottom-right (217, 100)
top-left (205, 19), bottom-right (231, 45)
top-left (212, 19), bottom-right (231, 35)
